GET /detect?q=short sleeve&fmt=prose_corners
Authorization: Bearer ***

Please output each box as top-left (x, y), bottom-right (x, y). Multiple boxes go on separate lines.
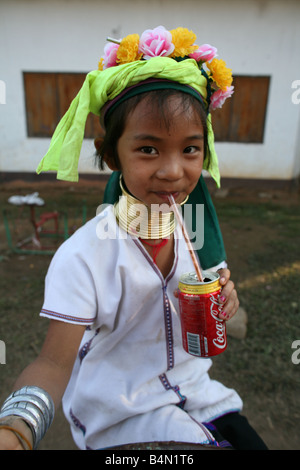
top-left (40, 241), bottom-right (97, 326)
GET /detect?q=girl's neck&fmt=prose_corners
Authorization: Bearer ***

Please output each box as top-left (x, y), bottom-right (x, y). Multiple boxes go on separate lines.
top-left (113, 177), bottom-right (177, 240)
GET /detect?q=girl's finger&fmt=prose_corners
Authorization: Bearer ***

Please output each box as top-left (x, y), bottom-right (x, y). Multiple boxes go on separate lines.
top-left (219, 290), bottom-right (239, 320)
top-left (217, 268), bottom-right (230, 285)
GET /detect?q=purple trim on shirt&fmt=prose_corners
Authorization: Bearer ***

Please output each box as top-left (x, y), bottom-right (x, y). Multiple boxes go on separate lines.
top-left (159, 373), bottom-right (187, 409)
top-left (132, 236), bottom-right (179, 370)
top-left (69, 408), bottom-right (86, 435)
top-left (40, 308), bottom-right (95, 324)
top-left (79, 327), bottom-right (101, 363)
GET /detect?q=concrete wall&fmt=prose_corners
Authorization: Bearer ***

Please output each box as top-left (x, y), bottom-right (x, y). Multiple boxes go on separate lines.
top-left (1, 0), bottom-right (300, 183)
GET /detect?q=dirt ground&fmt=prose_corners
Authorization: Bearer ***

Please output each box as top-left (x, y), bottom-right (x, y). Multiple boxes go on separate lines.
top-left (0, 178), bottom-right (299, 451)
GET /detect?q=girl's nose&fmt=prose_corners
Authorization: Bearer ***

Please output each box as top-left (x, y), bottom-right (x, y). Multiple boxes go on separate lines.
top-left (156, 155), bottom-right (184, 181)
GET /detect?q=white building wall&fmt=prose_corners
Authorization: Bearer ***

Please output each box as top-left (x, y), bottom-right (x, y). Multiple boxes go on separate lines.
top-left (0, 0), bottom-right (300, 182)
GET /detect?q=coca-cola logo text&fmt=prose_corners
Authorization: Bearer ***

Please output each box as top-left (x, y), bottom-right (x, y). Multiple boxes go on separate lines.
top-left (210, 295), bottom-right (226, 350)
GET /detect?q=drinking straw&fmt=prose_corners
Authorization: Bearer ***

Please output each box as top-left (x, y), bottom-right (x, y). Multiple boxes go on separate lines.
top-left (168, 194), bottom-right (204, 282)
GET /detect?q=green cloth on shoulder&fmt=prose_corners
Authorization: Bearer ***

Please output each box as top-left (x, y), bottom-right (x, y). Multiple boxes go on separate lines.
top-left (103, 172), bottom-right (226, 269)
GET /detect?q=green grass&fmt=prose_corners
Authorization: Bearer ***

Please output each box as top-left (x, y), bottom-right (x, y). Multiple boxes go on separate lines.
top-left (210, 197), bottom-right (300, 443)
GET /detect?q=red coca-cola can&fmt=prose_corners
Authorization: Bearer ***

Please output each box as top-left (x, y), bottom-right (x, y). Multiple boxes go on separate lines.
top-left (178, 270), bottom-right (227, 357)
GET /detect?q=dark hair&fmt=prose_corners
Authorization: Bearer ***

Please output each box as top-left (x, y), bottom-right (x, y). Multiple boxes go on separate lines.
top-left (95, 89), bottom-right (208, 171)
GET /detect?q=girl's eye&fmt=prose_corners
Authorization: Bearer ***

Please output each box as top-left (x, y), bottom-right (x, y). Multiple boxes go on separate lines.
top-left (140, 146), bottom-right (157, 155)
top-left (184, 146), bottom-right (200, 154)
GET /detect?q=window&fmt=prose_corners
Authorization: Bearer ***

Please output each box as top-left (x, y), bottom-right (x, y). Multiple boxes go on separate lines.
top-left (23, 72), bottom-right (101, 138)
top-left (212, 75), bottom-right (270, 143)
top-left (23, 72), bottom-right (270, 143)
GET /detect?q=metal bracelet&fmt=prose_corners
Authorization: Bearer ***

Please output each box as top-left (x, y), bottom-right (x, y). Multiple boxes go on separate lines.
top-left (0, 386), bottom-right (55, 449)
top-left (3, 401), bottom-right (46, 443)
top-left (3, 386), bottom-right (54, 416)
top-left (0, 408), bottom-right (39, 446)
top-left (3, 394), bottom-right (50, 430)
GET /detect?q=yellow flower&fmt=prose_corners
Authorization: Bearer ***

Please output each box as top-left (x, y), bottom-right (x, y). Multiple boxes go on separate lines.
top-left (98, 58), bottom-right (104, 71)
top-left (207, 58), bottom-right (233, 91)
top-left (117, 34), bottom-right (141, 65)
top-left (170, 27), bottom-right (197, 58)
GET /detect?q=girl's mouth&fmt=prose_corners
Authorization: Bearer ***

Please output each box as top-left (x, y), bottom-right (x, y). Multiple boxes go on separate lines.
top-left (154, 191), bottom-right (180, 202)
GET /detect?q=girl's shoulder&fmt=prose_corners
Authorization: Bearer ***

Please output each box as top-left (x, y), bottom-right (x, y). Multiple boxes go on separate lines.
top-left (49, 204), bottom-right (116, 261)
top-left (65, 203), bottom-right (116, 244)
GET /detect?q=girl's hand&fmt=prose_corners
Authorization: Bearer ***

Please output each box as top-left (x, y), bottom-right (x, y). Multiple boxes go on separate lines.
top-left (0, 428), bottom-right (24, 450)
top-left (0, 417), bottom-right (33, 450)
top-left (217, 268), bottom-right (239, 321)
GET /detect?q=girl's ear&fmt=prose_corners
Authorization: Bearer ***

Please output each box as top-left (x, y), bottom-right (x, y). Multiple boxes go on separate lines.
top-left (104, 158), bottom-right (119, 172)
top-left (94, 137), bottom-right (119, 171)
top-left (94, 137), bottom-right (104, 153)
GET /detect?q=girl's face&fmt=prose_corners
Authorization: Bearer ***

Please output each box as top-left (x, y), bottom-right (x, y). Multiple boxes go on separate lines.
top-left (111, 95), bottom-right (204, 207)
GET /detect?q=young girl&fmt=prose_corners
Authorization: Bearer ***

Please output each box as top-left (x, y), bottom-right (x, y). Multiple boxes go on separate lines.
top-left (0, 26), bottom-right (267, 450)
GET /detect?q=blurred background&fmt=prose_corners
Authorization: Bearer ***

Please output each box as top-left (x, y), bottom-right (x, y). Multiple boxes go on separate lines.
top-left (1, 0), bottom-right (300, 186)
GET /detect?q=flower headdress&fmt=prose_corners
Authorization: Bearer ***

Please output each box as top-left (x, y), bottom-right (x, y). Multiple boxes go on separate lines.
top-left (36, 26), bottom-right (234, 186)
top-left (98, 26), bottom-right (234, 111)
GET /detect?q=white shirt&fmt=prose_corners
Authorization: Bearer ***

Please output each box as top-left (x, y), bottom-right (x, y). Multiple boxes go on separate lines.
top-left (40, 205), bottom-right (242, 449)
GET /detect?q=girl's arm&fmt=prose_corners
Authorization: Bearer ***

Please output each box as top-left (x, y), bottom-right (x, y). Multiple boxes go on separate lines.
top-left (0, 319), bottom-right (86, 450)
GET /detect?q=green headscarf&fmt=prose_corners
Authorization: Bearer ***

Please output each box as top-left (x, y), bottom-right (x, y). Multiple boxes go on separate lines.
top-left (36, 57), bottom-right (220, 186)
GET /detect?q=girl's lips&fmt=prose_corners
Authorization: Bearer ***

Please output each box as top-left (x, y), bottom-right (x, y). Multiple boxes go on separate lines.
top-left (154, 191), bottom-right (180, 202)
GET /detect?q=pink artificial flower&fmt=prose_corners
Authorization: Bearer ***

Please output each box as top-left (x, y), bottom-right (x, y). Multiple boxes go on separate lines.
top-left (101, 42), bottom-right (120, 69)
top-left (139, 25), bottom-right (175, 59)
top-left (189, 44), bottom-right (217, 63)
top-left (209, 86), bottom-right (234, 111)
